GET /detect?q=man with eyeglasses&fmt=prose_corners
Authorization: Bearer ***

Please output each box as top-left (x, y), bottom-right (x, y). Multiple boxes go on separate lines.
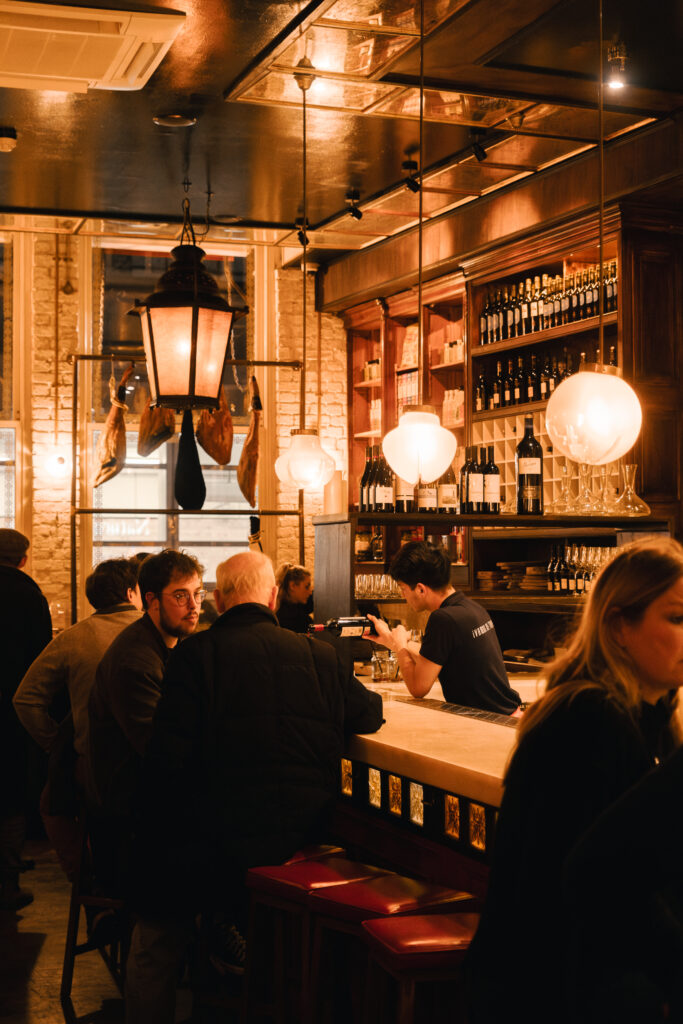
top-left (85, 549), bottom-right (203, 894)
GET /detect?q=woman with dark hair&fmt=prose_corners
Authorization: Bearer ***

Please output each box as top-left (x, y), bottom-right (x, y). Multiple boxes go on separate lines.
top-left (275, 562), bottom-right (313, 633)
top-left (465, 535), bottom-right (683, 1024)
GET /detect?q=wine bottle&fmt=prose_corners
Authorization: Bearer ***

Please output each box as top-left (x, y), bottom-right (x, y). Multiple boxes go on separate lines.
top-left (560, 274), bottom-right (570, 326)
top-left (483, 445), bottom-right (501, 514)
top-left (316, 616), bottom-right (373, 638)
top-left (395, 476), bottom-right (415, 514)
top-left (577, 269), bottom-right (587, 319)
top-left (610, 260), bottom-right (618, 311)
top-left (503, 358), bottom-right (514, 407)
top-left (513, 355), bottom-right (525, 405)
top-left (374, 453), bottom-right (395, 513)
top-left (511, 283), bottom-right (521, 338)
top-left (609, 345), bottom-right (617, 366)
top-left (359, 445), bottom-right (372, 512)
top-left (516, 415), bottom-right (543, 514)
top-left (486, 290), bottom-right (497, 344)
top-left (437, 462), bottom-right (459, 514)
top-left (547, 544), bottom-right (557, 593)
top-left (367, 444), bottom-right (380, 511)
top-left (416, 476), bottom-right (437, 513)
top-left (502, 286), bottom-right (513, 341)
top-left (480, 292), bottom-right (490, 345)
top-left (526, 353), bottom-right (539, 404)
top-left (553, 275), bottom-right (562, 328)
top-left (490, 360), bottom-right (503, 410)
top-left (520, 279), bottom-right (531, 336)
top-left (540, 273), bottom-right (550, 330)
top-left (475, 371), bottom-right (488, 413)
top-left (468, 448), bottom-right (484, 514)
top-left (530, 276), bottom-right (541, 333)
top-left (459, 447), bottom-right (472, 514)
top-left (566, 545), bottom-right (577, 596)
top-left (569, 272), bottom-right (579, 322)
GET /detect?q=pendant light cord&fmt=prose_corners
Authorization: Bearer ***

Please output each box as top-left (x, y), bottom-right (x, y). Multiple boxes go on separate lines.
top-left (417, 0), bottom-right (424, 403)
top-left (598, 0), bottom-right (605, 361)
top-left (301, 84), bottom-right (307, 429)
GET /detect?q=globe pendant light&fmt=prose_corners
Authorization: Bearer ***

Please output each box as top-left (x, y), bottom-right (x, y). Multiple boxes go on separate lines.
top-left (381, 0), bottom-right (455, 486)
top-left (545, 0), bottom-right (642, 468)
top-left (135, 190), bottom-right (239, 410)
top-left (545, 363), bottom-right (642, 465)
top-left (274, 57), bottom-right (335, 491)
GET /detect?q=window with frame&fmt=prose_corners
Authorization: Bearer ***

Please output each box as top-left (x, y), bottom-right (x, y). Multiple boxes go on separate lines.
top-left (91, 248), bottom-right (253, 583)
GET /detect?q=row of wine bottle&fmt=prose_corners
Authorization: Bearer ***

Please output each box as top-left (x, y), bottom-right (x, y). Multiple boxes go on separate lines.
top-left (475, 346), bottom-right (617, 412)
top-left (546, 544), bottom-right (613, 595)
top-left (358, 415), bottom-right (544, 516)
top-left (479, 262), bottom-right (618, 345)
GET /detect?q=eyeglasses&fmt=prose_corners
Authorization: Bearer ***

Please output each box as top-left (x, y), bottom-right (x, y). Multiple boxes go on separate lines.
top-left (163, 589), bottom-right (206, 607)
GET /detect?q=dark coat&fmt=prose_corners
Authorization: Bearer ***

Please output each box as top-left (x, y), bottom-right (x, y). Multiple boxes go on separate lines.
top-left (564, 745), bottom-right (683, 1024)
top-left (86, 613), bottom-right (170, 817)
top-left (133, 602), bottom-right (383, 912)
top-left (0, 564), bottom-right (52, 812)
top-left (464, 687), bottom-right (676, 1024)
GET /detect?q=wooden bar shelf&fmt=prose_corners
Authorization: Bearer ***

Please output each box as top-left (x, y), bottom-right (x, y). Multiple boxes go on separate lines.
top-left (471, 311), bottom-right (618, 359)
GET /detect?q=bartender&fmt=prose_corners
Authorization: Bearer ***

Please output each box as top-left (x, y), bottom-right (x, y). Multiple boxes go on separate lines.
top-left (369, 540), bottom-right (521, 715)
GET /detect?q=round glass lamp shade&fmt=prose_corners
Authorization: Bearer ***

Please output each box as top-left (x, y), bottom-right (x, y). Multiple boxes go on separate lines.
top-left (545, 368), bottom-right (642, 466)
top-left (382, 406), bottom-right (457, 486)
top-left (136, 244), bottom-right (238, 410)
top-left (275, 429), bottom-right (336, 490)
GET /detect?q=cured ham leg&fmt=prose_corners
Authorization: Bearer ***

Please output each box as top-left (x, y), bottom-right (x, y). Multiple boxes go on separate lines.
top-left (137, 396), bottom-right (175, 457)
top-left (237, 376), bottom-right (261, 507)
top-left (93, 364), bottom-right (134, 487)
top-left (196, 386), bottom-right (233, 466)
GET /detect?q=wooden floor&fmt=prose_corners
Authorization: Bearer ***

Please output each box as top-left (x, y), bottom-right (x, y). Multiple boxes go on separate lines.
top-left (0, 841), bottom-right (240, 1024)
top-left (0, 840), bottom-right (124, 1023)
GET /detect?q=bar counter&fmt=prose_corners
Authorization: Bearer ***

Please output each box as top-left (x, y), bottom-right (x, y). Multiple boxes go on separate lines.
top-left (333, 678), bottom-right (539, 897)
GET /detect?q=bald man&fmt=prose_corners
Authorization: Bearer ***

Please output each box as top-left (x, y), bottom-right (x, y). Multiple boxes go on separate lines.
top-left (126, 551), bottom-right (382, 1024)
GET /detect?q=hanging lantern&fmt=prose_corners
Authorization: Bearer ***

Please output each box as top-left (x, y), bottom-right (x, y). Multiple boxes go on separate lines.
top-left (383, 405), bottom-right (457, 486)
top-left (545, 365), bottom-right (642, 465)
top-left (275, 428), bottom-right (336, 490)
top-left (133, 199), bottom-right (239, 409)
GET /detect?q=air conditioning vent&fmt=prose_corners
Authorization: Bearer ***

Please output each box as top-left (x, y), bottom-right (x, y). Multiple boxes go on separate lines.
top-left (0, 1), bottom-right (185, 92)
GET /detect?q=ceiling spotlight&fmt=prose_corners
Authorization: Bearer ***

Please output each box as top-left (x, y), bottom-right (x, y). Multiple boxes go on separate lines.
top-left (345, 190), bottom-right (363, 221)
top-left (402, 159), bottom-right (421, 193)
top-left (607, 40), bottom-right (628, 90)
top-left (0, 126), bottom-right (17, 153)
top-left (153, 113), bottom-right (197, 128)
top-left (469, 130), bottom-right (487, 162)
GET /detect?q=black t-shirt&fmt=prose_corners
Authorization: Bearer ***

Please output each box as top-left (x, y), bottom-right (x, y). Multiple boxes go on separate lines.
top-left (419, 592), bottom-right (520, 713)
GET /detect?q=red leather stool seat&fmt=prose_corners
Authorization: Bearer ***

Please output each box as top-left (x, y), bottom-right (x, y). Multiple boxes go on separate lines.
top-left (283, 844), bottom-right (345, 864)
top-left (307, 873), bottom-right (476, 923)
top-left (362, 912), bottom-right (480, 971)
top-left (247, 857), bottom-right (391, 906)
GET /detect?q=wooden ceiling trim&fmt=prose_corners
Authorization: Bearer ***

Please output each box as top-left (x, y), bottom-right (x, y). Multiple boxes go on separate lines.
top-left (319, 117), bottom-right (683, 311)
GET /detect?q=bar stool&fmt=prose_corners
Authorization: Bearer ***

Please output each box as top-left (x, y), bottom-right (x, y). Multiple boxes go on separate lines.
top-left (242, 855), bottom-right (391, 1023)
top-left (361, 911), bottom-right (480, 1024)
top-left (60, 824), bottom-right (129, 1024)
top-left (306, 876), bottom-right (478, 1024)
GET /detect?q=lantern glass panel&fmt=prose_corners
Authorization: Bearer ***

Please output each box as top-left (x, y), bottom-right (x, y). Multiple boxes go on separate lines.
top-left (194, 308), bottom-right (234, 401)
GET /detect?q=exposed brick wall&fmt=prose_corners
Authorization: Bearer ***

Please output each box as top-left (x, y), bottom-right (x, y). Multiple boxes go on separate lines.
top-left (274, 267), bottom-right (347, 574)
top-left (29, 234), bottom-right (79, 620)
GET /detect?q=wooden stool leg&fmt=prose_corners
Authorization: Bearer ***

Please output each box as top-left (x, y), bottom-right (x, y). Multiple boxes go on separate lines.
top-left (60, 871), bottom-right (83, 1009)
top-left (397, 976), bottom-right (416, 1024)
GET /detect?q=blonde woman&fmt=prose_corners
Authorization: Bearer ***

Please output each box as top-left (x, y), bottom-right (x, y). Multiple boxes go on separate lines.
top-left (465, 535), bottom-right (683, 1024)
top-left (275, 563), bottom-right (313, 633)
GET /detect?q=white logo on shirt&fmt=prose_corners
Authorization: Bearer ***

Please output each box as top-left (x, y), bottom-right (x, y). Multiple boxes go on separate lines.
top-left (472, 620), bottom-right (494, 639)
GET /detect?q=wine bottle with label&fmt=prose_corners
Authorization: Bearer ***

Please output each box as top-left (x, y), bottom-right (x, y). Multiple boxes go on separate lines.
top-left (516, 415), bottom-right (543, 514)
top-left (310, 616), bottom-right (373, 638)
top-left (416, 477), bottom-right (437, 513)
top-left (374, 453), bottom-right (395, 513)
top-left (459, 447), bottom-right (473, 514)
top-left (359, 445), bottom-right (372, 512)
top-left (483, 445), bottom-right (501, 514)
top-left (468, 448), bottom-right (484, 514)
top-left (475, 372), bottom-right (488, 413)
top-left (503, 358), bottom-right (513, 407)
top-left (436, 462), bottom-right (459, 514)
top-left (366, 444), bottom-right (380, 511)
top-left (395, 476), bottom-right (415, 514)
top-left (547, 544), bottom-right (557, 592)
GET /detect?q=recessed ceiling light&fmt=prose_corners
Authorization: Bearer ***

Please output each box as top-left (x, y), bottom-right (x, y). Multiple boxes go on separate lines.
top-left (153, 114), bottom-right (197, 128)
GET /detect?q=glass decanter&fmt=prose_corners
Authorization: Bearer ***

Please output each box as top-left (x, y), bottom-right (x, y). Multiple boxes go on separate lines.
top-left (550, 460), bottom-right (571, 514)
top-left (574, 462), bottom-right (597, 515)
top-left (612, 463), bottom-right (650, 516)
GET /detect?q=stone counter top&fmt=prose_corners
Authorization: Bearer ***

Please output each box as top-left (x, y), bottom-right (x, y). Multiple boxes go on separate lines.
top-left (347, 695), bottom-right (519, 807)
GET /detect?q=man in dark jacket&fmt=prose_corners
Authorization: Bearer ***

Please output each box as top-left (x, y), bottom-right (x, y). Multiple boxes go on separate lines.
top-left (125, 550), bottom-right (383, 1024)
top-left (86, 549), bottom-right (203, 892)
top-left (0, 529), bottom-right (52, 911)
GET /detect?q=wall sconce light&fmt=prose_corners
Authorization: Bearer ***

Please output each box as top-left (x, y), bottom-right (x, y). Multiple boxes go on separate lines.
top-left (607, 41), bottom-right (628, 89)
top-left (345, 190), bottom-right (363, 220)
top-left (402, 159), bottom-right (421, 193)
